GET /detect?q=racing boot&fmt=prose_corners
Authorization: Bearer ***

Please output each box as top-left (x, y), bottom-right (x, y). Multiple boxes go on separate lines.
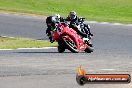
top-left (83, 37), bottom-right (93, 47)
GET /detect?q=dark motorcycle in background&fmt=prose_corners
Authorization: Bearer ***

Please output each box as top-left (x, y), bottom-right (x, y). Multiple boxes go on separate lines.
top-left (74, 17), bottom-right (94, 47)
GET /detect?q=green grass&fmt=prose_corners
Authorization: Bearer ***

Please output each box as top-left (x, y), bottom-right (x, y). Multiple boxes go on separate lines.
top-left (0, 37), bottom-right (57, 49)
top-left (0, 0), bottom-right (132, 23)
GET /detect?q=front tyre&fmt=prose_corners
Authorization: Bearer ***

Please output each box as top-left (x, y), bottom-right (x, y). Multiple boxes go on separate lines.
top-left (63, 37), bottom-right (79, 53)
top-left (58, 39), bottom-right (65, 53)
top-left (58, 45), bottom-right (65, 53)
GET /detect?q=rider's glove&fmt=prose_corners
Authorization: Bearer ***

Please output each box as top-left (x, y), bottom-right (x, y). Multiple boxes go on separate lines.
top-left (50, 40), bottom-right (54, 43)
top-left (49, 36), bottom-right (54, 43)
top-left (90, 33), bottom-right (94, 36)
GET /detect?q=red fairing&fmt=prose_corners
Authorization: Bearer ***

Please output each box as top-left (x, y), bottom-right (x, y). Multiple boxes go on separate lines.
top-left (51, 31), bottom-right (59, 41)
top-left (51, 22), bottom-right (92, 53)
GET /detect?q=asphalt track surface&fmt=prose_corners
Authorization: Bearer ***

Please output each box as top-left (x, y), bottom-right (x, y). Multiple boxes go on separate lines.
top-left (0, 13), bottom-right (132, 88)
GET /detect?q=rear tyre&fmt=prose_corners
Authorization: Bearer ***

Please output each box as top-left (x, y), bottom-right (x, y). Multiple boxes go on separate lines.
top-left (85, 47), bottom-right (94, 53)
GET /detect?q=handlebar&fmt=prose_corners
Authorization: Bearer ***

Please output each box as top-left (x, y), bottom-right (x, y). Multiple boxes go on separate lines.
top-left (79, 17), bottom-right (85, 19)
top-left (79, 17), bottom-right (85, 22)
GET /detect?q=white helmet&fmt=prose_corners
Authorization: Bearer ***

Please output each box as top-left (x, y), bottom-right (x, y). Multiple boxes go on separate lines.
top-left (54, 14), bottom-right (60, 22)
top-left (69, 11), bottom-right (77, 20)
top-left (51, 16), bottom-right (57, 23)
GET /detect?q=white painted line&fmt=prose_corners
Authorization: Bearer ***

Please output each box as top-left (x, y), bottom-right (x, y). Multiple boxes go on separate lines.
top-left (113, 23), bottom-right (123, 25)
top-left (100, 69), bottom-right (115, 71)
top-left (87, 21), bottom-right (98, 23)
top-left (126, 24), bottom-right (132, 26)
top-left (0, 47), bottom-right (57, 51)
top-left (17, 47), bottom-right (57, 50)
top-left (0, 36), bottom-right (15, 38)
top-left (100, 22), bottom-right (109, 24)
top-left (0, 49), bottom-right (14, 50)
top-left (8, 37), bottom-right (15, 38)
top-left (42, 47), bottom-right (57, 49)
top-left (0, 12), bottom-right (43, 20)
top-left (1, 36), bottom-right (7, 38)
top-left (86, 21), bottom-right (132, 26)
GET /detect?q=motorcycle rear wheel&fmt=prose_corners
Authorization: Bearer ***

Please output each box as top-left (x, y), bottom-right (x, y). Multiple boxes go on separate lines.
top-left (85, 47), bottom-right (94, 53)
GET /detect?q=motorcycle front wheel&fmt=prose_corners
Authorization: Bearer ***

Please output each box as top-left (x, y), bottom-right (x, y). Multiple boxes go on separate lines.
top-left (58, 45), bottom-right (65, 53)
top-left (62, 36), bottom-right (79, 53)
top-left (58, 39), bottom-right (65, 53)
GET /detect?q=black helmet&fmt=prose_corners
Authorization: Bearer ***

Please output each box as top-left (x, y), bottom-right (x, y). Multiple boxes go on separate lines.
top-left (46, 16), bottom-right (56, 26)
top-left (69, 11), bottom-right (77, 20)
top-left (46, 16), bottom-right (52, 24)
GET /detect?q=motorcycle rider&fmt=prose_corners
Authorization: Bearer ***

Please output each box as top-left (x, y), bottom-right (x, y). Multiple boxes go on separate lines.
top-left (46, 14), bottom-right (60, 43)
top-left (46, 12), bottom-right (93, 46)
top-left (65, 11), bottom-right (93, 46)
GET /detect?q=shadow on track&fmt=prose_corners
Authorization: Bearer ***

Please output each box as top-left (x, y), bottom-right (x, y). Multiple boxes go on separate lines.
top-left (15, 51), bottom-right (74, 54)
top-left (15, 51), bottom-right (86, 54)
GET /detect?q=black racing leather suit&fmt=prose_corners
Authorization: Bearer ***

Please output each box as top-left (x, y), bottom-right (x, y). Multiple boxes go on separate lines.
top-left (46, 16), bottom-right (56, 42)
top-left (65, 16), bottom-right (89, 38)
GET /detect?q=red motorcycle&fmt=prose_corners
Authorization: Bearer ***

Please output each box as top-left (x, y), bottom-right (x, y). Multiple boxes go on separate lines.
top-left (51, 22), bottom-right (93, 53)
